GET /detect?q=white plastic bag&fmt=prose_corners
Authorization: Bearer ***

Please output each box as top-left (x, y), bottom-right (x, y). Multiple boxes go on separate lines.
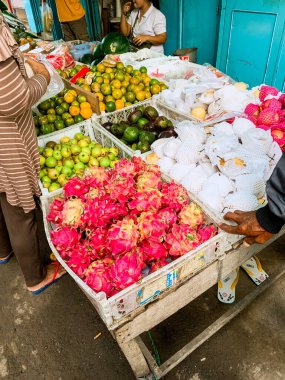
top-left (42, 2), bottom-right (53, 32)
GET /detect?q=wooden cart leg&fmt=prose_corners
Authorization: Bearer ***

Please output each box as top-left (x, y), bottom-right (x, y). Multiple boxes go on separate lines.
top-left (116, 337), bottom-right (150, 378)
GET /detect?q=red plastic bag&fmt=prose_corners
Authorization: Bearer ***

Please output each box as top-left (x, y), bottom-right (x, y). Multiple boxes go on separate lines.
top-left (46, 46), bottom-right (75, 70)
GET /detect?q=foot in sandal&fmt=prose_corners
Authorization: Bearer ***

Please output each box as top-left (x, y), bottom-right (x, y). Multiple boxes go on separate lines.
top-left (27, 262), bottom-right (66, 295)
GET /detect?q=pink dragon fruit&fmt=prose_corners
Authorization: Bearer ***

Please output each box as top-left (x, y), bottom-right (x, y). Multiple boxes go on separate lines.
top-left (140, 238), bottom-right (168, 262)
top-left (197, 225), bottom-right (217, 244)
top-left (62, 198), bottom-right (84, 228)
top-left (67, 244), bottom-right (91, 279)
top-left (107, 172), bottom-right (136, 203)
top-left (47, 198), bottom-right (64, 225)
top-left (137, 211), bottom-right (167, 241)
top-left (257, 124), bottom-right (271, 131)
top-left (136, 171), bottom-right (162, 191)
top-left (88, 227), bottom-right (109, 258)
top-left (259, 85), bottom-right (278, 102)
top-left (247, 115), bottom-right (258, 125)
top-left (85, 266), bottom-right (113, 297)
top-left (270, 125), bottom-right (285, 149)
top-left (84, 166), bottom-right (110, 187)
top-left (157, 207), bottom-right (178, 228)
top-left (131, 156), bottom-right (148, 176)
top-left (106, 216), bottom-right (140, 256)
top-left (244, 103), bottom-right (260, 117)
top-left (150, 259), bottom-right (169, 273)
top-left (261, 98), bottom-right (282, 111)
top-left (85, 258), bottom-right (114, 275)
top-left (109, 250), bottom-right (143, 291)
top-left (165, 224), bottom-right (199, 257)
top-left (161, 181), bottom-right (188, 211)
top-left (128, 189), bottom-right (162, 215)
top-left (63, 177), bottom-right (89, 200)
top-left (84, 186), bottom-right (106, 201)
top-left (278, 94), bottom-right (285, 108)
top-left (113, 158), bottom-right (137, 177)
top-left (50, 227), bottom-right (81, 258)
top-left (178, 203), bottom-right (205, 229)
top-left (257, 108), bottom-right (280, 126)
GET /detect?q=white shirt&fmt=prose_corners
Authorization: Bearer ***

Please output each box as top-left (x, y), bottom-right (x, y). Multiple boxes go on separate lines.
top-left (127, 4), bottom-right (166, 54)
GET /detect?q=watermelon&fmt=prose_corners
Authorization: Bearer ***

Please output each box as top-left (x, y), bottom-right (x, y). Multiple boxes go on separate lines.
top-left (101, 32), bottom-right (130, 55)
top-left (93, 43), bottom-right (104, 59)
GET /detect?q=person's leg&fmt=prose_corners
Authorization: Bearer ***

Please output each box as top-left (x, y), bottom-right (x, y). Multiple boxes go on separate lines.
top-left (69, 16), bottom-right (90, 41)
top-left (0, 193), bottom-right (46, 286)
top-left (0, 199), bottom-right (13, 260)
top-left (61, 22), bottom-right (76, 41)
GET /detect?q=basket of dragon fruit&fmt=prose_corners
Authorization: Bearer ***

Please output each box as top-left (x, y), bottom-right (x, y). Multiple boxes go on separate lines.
top-left (90, 98), bottom-right (195, 159)
top-left (38, 120), bottom-right (134, 197)
top-left (41, 156), bottom-right (226, 328)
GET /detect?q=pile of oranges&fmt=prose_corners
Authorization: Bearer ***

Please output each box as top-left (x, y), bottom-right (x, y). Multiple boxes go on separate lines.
top-left (63, 90), bottom-right (93, 120)
top-left (59, 62), bottom-right (168, 113)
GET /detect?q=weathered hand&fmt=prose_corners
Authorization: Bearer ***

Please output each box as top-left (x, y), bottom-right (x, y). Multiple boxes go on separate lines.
top-left (25, 57), bottom-right (50, 84)
top-left (133, 35), bottom-right (149, 46)
top-left (219, 210), bottom-right (273, 245)
top-left (122, 1), bottom-right (132, 15)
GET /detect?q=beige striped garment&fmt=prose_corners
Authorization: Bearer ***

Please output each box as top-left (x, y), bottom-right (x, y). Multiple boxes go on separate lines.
top-left (0, 18), bottom-right (48, 213)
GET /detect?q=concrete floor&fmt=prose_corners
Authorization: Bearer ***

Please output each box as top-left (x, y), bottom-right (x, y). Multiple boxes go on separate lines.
top-left (1, 210), bottom-right (285, 380)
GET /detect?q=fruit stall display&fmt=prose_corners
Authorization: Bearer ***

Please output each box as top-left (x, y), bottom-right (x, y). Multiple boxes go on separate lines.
top-left (243, 85), bottom-right (285, 151)
top-left (58, 61), bottom-right (167, 113)
top-left (91, 98), bottom-right (196, 158)
top-left (34, 89), bottom-right (94, 136)
top-left (42, 157), bottom-right (223, 324)
top-left (38, 123), bottom-right (122, 195)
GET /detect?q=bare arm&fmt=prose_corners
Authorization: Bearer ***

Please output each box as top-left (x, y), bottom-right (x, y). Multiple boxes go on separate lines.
top-left (134, 32), bottom-right (167, 46)
top-left (120, 1), bottom-right (132, 37)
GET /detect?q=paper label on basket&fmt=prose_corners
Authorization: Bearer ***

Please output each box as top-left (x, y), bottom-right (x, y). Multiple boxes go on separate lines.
top-left (178, 253), bottom-right (205, 280)
top-left (137, 270), bottom-right (178, 305)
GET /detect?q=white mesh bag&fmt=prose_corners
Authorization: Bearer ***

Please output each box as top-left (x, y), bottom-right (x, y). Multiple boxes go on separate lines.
top-left (175, 143), bottom-right (203, 165)
top-left (175, 123), bottom-right (207, 146)
top-left (234, 174), bottom-right (266, 197)
top-left (241, 128), bottom-right (273, 155)
top-left (180, 165), bottom-right (209, 194)
top-left (232, 118), bottom-right (255, 138)
top-left (169, 163), bottom-right (196, 183)
top-left (246, 155), bottom-right (270, 179)
top-left (198, 185), bottom-right (225, 214)
top-left (208, 100), bottom-right (223, 116)
top-left (267, 141), bottom-right (282, 170)
top-left (217, 150), bottom-right (254, 178)
top-left (211, 122), bottom-right (235, 137)
top-left (163, 138), bottom-right (182, 159)
top-left (202, 172), bottom-right (234, 197)
top-left (223, 191), bottom-right (259, 214)
top-left (151, 138), bottom-right (169, 158)
top-left (199, 162), bottom-right (217, 176)
top-left (205, 135), bottom-right (240, 165)
top-left (158, 157), bottom-right (175, 175)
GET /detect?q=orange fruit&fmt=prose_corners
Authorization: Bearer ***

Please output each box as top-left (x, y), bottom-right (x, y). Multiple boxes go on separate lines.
top-left (121, 87), bottom-right (127, 95)
top-left (112, 79), bottom-right (122, 89)
top-left (68, 89), bottom-right (77, 97)
top-left (101, 83), bottom-right (112, 96)
top-left (82, 84), bottom-right (91, 92)
top-left (115, 71), bottom-right (125, 82)
top-left (109, 72), bottom-right (115, 80)
top-left (97, 63), bottom-right (106, 73)
top-left (136, 90), bottom-right (146, 101)
top-left (99, 102), bottom-right (106, 112)
top-left (127, 84), bottom-right (134, 92)
top-left (143, 76), bottom-right (151, 85)
top-left (133, 69), bottom-right (141, 77)
top-left (103, 78), bottom-right (110, 84)
top-left (105, 67), bottom-right (113, 74)
top-left (96, 76), bottom-right (104, 84)
top-left (91, 82), bottom-right (101, 93)
top-left (126, 65), bottom-right (133, 74)
top-left (80, 101), bottom-right (92, 109)
top-left (133, 85), bottom-right (141, 94)
top-left (145, 90), bottom-right (152, 99)
top-left (115, 99), bottom-right (124, 110)
top-left (103, 73), bottom-right (111, 80)
top-left (125, 102), bottom-right (132, 107)
top-left (69, 105), bottom-right (80, 116)
top-left (80, 107), bottom-right (93, 119)
top-left (138, 83), bottom-right (145, 90)
top-left (96, 93), bottom-right (104, 102)
top-left (130, 77), bottom-right (140, 85)
top-left (160, 84), bottom-right (168, 91)
top-left (112, 89), bottom-right (123, 100)
top-left (150, 84), bottom-right (161, 95)
top-left (126, 91), bottom-right (135, 103)
top-left (121, 80), bottom-right (129, 88)
top-left (64, 92), bottom-right (75, 103)
top-left (105, 95), bottom-right (115, 103)
top-left (116, 62), bottom-right (125, 70)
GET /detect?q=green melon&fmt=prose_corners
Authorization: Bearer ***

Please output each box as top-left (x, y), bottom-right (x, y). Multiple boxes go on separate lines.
top-left (101, 32), bottom-right (130, 55)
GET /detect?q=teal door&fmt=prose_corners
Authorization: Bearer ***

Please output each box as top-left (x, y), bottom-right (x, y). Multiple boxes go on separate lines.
top-left (160, 0), bottom-right (220, 65)
top-left (216, 0), bottom-right (285, 90)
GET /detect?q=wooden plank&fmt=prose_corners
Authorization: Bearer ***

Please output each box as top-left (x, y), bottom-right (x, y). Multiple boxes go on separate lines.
top-left (136, 337), bottom-right (162, 378)
top-left (116, 336), bottom-right (150, 378)
top-left (115, 235), bottom-right (282, 343)
top-left (157, 263), bottom-right (285, 377)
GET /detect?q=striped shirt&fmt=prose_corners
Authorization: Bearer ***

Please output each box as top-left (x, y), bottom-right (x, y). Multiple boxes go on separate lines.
top-left (0, 57), bottom-right (47, 213)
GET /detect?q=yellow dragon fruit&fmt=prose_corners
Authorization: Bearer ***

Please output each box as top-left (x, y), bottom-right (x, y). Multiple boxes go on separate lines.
top-left (62, 198), bottom-right (84, 228)
top-left (178, 202), bottom-right (205, 229)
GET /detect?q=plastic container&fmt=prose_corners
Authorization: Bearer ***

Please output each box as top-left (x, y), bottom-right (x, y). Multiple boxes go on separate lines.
top-left (41, 185), bottom-right (226, 329)
top-left (70, 43), bottom-right (91, 61)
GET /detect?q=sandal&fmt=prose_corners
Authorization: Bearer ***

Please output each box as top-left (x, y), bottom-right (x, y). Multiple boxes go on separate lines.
top-left (0, 251), bottom-right (13, 265)
top-left (31, 261), bottom-right (66, 295)
top-left (218, 268), bottom-right (240, 304)
top-left (241, 256), bottom-right (269, 286)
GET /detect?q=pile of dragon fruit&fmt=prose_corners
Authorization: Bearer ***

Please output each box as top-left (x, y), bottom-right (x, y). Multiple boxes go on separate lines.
top-left (245, 85), bottom-right (285, 151)
top-left (47, 157), bottom-right (217, 298)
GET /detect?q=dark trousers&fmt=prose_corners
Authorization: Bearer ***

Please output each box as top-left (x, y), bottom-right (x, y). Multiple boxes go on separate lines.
top-left (0, 193), bottom-right (46, 287)
top-left (61, 16), bottom-right (90, 41)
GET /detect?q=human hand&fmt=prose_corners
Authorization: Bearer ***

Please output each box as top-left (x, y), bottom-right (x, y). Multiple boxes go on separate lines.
top-left (25, 57), bottom-right (51, 84)
top-left (122, 1), bottom-right (132, 15)
top-left (219, 210), bottom-right (273, 245)
top-left (133, 35), bottom-right (149, 46)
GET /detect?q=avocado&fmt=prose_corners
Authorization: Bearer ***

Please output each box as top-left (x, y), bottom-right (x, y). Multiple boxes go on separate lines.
top-left (137, 140), bottom-right (151, 153)
top-left (142, 122), bottom-right (157, 133)
top-left (158, 128), bottom-right (178, 139)
top-left (128, 110), bottom-right (143, 124)
top-left (143, 106), bottom-right (159, 121)
top-left (154, 116), bottom-right (169, 130)
top-left (139, 131), bottom-right (156, 144)
top-left (136, 105), bottom-right (145, 113)
top-left (111, 123), bottom-right (126, 137)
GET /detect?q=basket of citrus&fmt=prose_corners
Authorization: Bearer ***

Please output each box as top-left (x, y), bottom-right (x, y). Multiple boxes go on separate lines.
top-left (33, 89), bottom-right (95, 137)
top-left (58, 62), bottom-right (168, 114)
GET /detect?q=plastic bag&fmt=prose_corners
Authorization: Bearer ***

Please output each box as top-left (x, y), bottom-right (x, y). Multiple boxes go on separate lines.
top-left (46, 45), bottom-right (75, 70)
top-left (32, 60), bottom-right (64, 107)
top-left (42, 2), bottom-right (53, 33)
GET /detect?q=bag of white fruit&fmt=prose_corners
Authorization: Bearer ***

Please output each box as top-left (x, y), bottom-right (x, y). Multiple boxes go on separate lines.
top-left (202, 172), bottom-right (234, 198)
top-left (163, 137), bottom-right (182, 159)
top-left (217, 150), bottom-right (253, 178)
top-left (169, 163), bottom-right (195, 183)
top-left (204, 135), bottom-right (239, 166)
top-left (234, 174), bottom-right (266, 198)
top-left (211, 122), bottom-right (235, 137)
top-left (157, 157), bottom-right (176, 175)
top-left (180, 165), bottom-right (208, 194)
top-left (232, 117), bottom-right (255, 138)
top-left (151, 138), bottom-right (169, 158)
top-left (240, 128), bottom-right (273, 156)
top-left (174, 122), bottom-right (206, 145)
top-left (223, 191), bottom-right (259, 214)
